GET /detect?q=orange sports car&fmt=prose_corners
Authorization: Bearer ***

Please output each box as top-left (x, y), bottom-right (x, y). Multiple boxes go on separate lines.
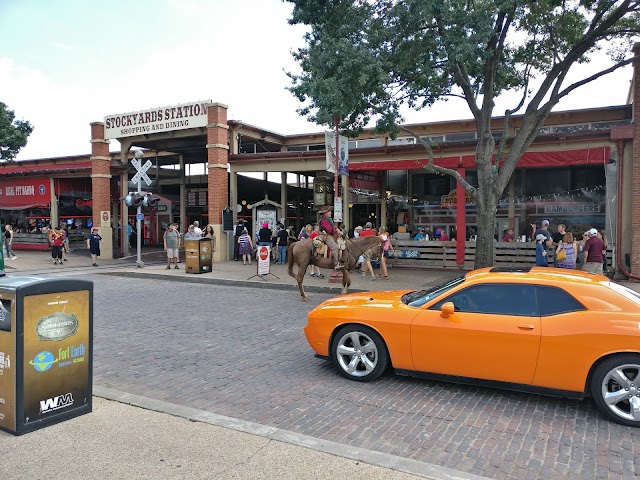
top-left (304, 267), bottom-right (640, 426)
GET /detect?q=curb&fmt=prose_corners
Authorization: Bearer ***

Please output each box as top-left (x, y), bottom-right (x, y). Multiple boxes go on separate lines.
top-left (94, 385), bottom-right (489, 480)
top-left (100, 270), bottom-right (372, 295)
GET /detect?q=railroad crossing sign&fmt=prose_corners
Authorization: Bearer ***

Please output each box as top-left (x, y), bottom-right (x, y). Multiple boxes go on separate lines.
top-left (131, 158), bottom-right (153, 186)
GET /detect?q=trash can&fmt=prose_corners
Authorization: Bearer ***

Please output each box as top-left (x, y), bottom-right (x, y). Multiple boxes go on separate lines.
top-left (185, 238), bottom-right (212, 274)
top-left (0, 277), bottom-right (93, 435)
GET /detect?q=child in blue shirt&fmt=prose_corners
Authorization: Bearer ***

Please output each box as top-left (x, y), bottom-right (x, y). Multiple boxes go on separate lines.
top-left (535, 233), bottom-right (548, 267)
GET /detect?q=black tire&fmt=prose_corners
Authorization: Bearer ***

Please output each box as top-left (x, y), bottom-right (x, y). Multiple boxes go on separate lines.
top-left (591, 354), bottom-right (640, 427)
top-left (330, 325), bottom-right (389, 382)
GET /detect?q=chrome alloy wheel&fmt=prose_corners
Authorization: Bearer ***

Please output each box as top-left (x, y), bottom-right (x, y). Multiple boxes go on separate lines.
top-left (335, 331), bottom-right (378, 378)
top-left (601, 363), bottom-right (640, 422)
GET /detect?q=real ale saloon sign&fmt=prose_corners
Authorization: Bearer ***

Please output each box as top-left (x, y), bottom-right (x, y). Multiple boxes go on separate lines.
top-left (104, 100), bottom-right (211, 139)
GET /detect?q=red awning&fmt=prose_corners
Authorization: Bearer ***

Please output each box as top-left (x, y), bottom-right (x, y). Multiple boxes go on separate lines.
top-left (0, 161), bottom-right (93, 175)
top-left (349, 147), bottom-right (611, 171)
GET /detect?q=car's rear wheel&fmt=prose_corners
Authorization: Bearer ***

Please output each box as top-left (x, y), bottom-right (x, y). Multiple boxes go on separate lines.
top-left (331, 325), bottom-right (388, 382)
top-left (591, 355), bottom-right (640, 427)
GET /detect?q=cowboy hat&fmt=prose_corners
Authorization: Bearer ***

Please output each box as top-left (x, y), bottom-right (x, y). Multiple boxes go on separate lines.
top-left (317, 205), bottom-right (333, 214)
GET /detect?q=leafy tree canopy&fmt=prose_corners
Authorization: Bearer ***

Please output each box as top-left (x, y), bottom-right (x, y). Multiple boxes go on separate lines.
top-left (287, 0), bottom-right (640, 267)
top-left (0, 102), bottom-right (33, 162)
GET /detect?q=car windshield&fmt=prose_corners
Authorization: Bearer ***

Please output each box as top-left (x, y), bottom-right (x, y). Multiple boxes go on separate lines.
top-left (608, 282), bottom-right (640, 307)
top-left (402, 276), bottom-right (466, 307)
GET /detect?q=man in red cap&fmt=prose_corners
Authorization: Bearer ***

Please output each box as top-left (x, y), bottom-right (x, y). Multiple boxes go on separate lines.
top-left (318, 206), bottom-right (345, 269)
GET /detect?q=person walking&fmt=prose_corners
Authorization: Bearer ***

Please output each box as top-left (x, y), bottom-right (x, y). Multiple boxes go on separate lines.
top-left (86, 227), bottom-right (103, 267)
top-left (203, 224), bottom-right (217, 266)
top-left (377, 226), bottom-right (395, 280)
top-left (357, 222), bottom-right (377, 280)
top-left (163, 223), bottom-right (181, 270)
top-left (50, 226), bottom-right (64, 265)
top-left (535, 233), bottom-right (548, 267)
top-left (233, 219), bottom-right (245, 261)
top-left (128, 221), bottom-right (136, 248)
top-left (60, 226), bottom-right (69, 262)
top-left (3, 225), bottom-right (17, 260)
top-left (192, 221), bottom-right (202, 237)
top-left (307, 224), bottom-right (324, 278)
top-left (555, 232), bottom-right (577, 269)
top-left (184, 225), bottom-right (200, 239)
top-left (583, 228), bottom-right (605, 274)
top-left (257, 222), bottom-right (272, 248)
top-left (238, 228), bottom-right (253, 265)
top-left (534, 220), bottom-right (553, 246)
top-left (599, 230), bottom-right (609, 272)
top-left (299, 224), bottom-right (312, 240)
top-left (276, 224), bottom-right (288, 264)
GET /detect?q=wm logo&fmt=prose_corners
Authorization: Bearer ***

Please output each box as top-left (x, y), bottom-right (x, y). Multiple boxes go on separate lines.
top-left (40, 393), bottom-right (74, 414)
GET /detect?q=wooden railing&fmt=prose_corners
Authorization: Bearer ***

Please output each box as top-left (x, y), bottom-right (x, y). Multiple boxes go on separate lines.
top-left (11, 232), bottom-right (89, 251)
top-left (387, 240), bottom-right (614, 270)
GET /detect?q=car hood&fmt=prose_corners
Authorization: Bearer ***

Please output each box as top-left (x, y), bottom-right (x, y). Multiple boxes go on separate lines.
top-left (315, 290), bottom-right (414, 309)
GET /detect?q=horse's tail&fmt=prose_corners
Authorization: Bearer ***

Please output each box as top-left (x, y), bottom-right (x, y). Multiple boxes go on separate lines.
top-left (287, 242), bottom-right (296, 278)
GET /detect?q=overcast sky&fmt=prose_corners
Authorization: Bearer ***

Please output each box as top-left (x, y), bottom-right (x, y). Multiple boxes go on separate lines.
top-left (0, 0), bottom-right (634, 161)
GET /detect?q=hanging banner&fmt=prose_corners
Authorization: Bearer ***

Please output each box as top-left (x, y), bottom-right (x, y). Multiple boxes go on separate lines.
top-left (325, 132), bottom-right (349, 176)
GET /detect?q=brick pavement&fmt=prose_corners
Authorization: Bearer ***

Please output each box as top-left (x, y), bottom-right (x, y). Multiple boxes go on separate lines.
top-left (91, 275), bottom-right (640, 480)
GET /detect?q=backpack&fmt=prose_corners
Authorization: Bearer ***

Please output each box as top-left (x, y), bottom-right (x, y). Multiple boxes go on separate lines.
top-left (235, 224), bottom-right (244, 236)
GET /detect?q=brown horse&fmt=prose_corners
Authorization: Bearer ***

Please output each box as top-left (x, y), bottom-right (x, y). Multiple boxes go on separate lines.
top-left (287, 236), bottom-right (383, 299)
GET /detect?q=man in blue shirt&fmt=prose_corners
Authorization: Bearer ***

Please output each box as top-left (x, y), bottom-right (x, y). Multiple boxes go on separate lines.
top-left (414, 229), bottom-right (427, 240)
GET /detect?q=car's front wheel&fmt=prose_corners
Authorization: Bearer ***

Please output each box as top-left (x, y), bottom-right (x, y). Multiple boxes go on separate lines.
top-left (591, 355), bottom-right (640, 427)
top-left (331, 325), bottom-right (389, 382)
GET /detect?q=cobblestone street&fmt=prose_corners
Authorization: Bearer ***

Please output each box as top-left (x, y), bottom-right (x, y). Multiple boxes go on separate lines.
top-left (93, 276), bottom-right (640, 480)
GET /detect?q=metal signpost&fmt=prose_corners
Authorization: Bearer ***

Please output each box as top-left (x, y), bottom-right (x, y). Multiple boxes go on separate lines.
top-left (131, 151), bottom-right (152, 268)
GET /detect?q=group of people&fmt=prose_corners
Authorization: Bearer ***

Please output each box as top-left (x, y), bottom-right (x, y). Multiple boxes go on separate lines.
top-left (162, 220), bottom-right (217, 270)
top-left (233, 220), bottom-right (298, 266)
top-left (231, 207), bottom-right (396, 279)
top-left (293, 208), bottom-right (395, 280)
top-left (531, 220), bottom-right (608, 274)
top-left (351, 222), bottom-right (395, 281)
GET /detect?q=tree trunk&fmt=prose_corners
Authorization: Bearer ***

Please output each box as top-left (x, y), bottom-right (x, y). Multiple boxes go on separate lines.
top-left (474, 200), bottom-right (498, 269)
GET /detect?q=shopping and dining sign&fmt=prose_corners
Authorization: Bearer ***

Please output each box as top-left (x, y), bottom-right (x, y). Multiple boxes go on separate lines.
top-left (104, 100), bottom-right (211, 139)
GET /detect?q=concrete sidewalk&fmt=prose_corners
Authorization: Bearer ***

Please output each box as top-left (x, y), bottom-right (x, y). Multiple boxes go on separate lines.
top-left (0, 250), bottom-right (489, 480)
top-left (3, 395), bottom-right (480, 480)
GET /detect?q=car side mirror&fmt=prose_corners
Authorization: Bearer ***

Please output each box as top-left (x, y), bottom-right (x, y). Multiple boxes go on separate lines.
top-left (440, 302), bottom-right (455, 318)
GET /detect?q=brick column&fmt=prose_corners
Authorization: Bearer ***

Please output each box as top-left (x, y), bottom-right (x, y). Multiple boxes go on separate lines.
top-left (206, 103), bottom-right (229, 261)
top-left (631, 44), bottom-right (640, 275)
top-left (90, 122), bottom-right (113, 260)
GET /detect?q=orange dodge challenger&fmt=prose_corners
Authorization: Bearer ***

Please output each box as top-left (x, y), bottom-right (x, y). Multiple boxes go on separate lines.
top-left (304, 267), bottom-right (640, 426)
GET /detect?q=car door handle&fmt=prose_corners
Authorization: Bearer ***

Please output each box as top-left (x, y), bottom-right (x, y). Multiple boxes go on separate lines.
top-left (517, 324), bottom-right (535, 330)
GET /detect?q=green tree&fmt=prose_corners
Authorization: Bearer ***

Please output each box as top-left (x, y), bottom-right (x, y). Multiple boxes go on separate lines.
top-left (287, 0), bottom-right (640, 268)
top-left (0, 102), bottom-right (33, 162)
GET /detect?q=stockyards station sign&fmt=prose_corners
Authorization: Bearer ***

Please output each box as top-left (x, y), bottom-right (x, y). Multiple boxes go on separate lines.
top-left (104, 100), bottom-right (211, 139)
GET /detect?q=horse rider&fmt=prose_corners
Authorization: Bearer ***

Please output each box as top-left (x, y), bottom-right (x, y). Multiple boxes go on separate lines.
top-left (318, 206), bottom-right (346, 270)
